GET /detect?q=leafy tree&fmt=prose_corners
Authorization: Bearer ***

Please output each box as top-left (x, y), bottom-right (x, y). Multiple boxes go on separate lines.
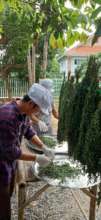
top-left (35, 35), bottom-right (61, 80)
top-left (46, 57), bottom-right (61, 78)
top-left (0, 0), bottom-right (101, 83)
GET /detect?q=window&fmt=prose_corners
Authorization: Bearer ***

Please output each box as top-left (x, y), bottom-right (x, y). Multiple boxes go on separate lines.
top-left (74, 58), bottom-right (86, 66)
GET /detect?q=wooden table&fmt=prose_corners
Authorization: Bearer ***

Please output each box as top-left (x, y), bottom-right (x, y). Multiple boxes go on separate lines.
top-left (16, 160), bottom-right (99, 220)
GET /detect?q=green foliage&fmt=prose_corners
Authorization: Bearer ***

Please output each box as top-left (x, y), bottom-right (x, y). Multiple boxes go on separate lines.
top-left (57, 77), bottom-right (75, 143)
top-left (10, 68), bottom-right (28, 79)
top-left (57, 79), bottom-right (67, 142)
top-left (0, 0), bottom-right (101, 81)
top-left (1, 5), bottom-right (34, 61)
top-left (84, 107), bottom-right (101, 177)
top-left (75, 60), bottom-right (88, 81)
top-left (46, 57), bottom-right (61, 78)
top-left (75, 56), bottom-right (101, 162)
top-left (66, 61), bottom-right (91, 155)
top-left (67, 55), bottom-right (101, 157)
top-left (92, 19), bottom-right (101, 45)
top-left (58, 54), bottom-right (101, 183)
top-left (75, 79), bottom-right (100, 164)
top-left (35, 35), bottom-right (61, 80)
top-left (39, 135), bottom-right (57, 148)
top-left (0, 0), bottom-right (101, 49)
top-left (40, 163), bottom-right (81, 181)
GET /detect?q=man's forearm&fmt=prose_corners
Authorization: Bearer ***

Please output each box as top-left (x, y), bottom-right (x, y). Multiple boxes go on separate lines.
top-left (31, 135), bottom-right (44, 149)
top-left (19, 152), bottom-right (36, 161)
top-left (30, 114), bottom-right (39, 124)
top-left (52, 108), bottom-right (59, 119)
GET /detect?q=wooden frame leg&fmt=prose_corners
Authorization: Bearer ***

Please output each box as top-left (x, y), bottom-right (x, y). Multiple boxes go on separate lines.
top-left (18, 184), bottom-right (26, 220)
top-left (89, 186), bottom-right (97, 220)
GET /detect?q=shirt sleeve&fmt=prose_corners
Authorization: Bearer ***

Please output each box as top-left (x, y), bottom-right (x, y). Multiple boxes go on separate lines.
top-left (23, 117), bottom-right (36, 140)
top-left (0, 120), bottom-right (21, 161)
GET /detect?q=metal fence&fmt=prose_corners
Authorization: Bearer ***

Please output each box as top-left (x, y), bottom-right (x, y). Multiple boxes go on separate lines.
top-left (0, 78), bottom-right (63, 103)
top-left (53, 78), bottom-right (63, 104)
top-left (0, 78), bottom-right (29, 98)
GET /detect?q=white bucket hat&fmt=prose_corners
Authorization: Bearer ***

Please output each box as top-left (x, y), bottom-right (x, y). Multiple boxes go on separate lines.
top-left (28, 83), bottom-right (50, 115)
top-left (39, 79), bottom-right (53, 92)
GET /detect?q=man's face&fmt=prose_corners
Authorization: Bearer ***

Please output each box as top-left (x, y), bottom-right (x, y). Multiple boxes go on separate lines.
top-left (26, 101), bottom-right (40, 115)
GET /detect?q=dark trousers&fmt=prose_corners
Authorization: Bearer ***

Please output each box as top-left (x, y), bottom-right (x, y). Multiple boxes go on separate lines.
top-left (0, 174), bottom-right (15, 220)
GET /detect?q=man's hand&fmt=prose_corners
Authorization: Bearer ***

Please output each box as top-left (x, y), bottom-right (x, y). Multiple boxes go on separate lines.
top-left (35, 154), bottom-right (51, 167)
top-left (38, 120), bottom-right (48, 132)
top-left (42, 145), bottom-right (55, 160)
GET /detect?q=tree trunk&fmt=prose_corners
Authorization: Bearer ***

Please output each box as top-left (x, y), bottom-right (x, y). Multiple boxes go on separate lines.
top-left (27, 45), bottom-right (36, 85)
top-left (27, 49), bottom-right (32, 86)
top-left (31, 44), bottom-right (36, 83)
top-left (42, 35), bottom-right (48, 78)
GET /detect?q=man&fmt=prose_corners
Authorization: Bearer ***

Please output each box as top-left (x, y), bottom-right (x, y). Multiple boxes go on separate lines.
top-left (31, 79), bottom-right (59, 136)
top-left (0, 83), bottom-right (54, 220)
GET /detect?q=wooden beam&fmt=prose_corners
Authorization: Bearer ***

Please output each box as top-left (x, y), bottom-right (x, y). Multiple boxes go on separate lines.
top-left (19, 183), bottom-right (50, 210)
top-left (17, 161), bottom-right (26, 186)
top-left (81, 188), bottom-right (96, 199)
top-left (17, 161), bottom-right (26, 220)
top-left (18, 185), bottom-right (26, 220)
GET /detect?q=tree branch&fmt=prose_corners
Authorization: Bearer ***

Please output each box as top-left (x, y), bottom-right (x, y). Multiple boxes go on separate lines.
top-left (0, 36), bottom-right (8, 44)
top-left (0, 63), bottom-right (27, 77)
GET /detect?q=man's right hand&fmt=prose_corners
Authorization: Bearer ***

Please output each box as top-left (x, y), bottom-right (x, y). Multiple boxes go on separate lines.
top-left (38, 120), bottom-right (48, 132)
top-left (35, 154), bottom-right (51, 167)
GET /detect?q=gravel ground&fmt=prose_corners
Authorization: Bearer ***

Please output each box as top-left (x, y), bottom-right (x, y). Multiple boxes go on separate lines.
top-left (11, 181), bottom-right (89, 220)
top-left (11, 175), bottom-right (101, 220)
top-left (11, 181), bottom-right (101, 220)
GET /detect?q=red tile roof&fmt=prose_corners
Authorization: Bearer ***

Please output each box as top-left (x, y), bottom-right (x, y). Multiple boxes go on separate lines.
top-left (67, 45), bottom-right (101, 57)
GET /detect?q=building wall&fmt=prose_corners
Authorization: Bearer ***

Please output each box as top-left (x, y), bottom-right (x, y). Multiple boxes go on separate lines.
top-left (71, 56), bottom-right (87, 75)
top-left (59, 56), bottom-right (87, 77)
top-left (59, 57), bottom-right (68, 77)
top-left (58, 37), bottom-right (101, 77)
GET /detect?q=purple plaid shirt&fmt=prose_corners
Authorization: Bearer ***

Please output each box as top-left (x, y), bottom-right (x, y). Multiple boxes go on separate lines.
top-left (0, 101), bottom-right (36, 185)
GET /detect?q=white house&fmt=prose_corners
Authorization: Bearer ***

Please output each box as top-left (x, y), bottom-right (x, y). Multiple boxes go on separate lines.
top-left (58, 36), bottom-right (101, 78)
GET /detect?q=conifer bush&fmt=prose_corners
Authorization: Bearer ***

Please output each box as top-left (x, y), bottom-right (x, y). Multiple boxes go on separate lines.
top-left (57, 54), bottom-right (101, 179)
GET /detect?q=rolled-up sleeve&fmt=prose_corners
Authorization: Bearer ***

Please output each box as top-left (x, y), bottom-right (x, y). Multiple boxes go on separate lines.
top-left (0, 120), bottom-right (21, 161)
